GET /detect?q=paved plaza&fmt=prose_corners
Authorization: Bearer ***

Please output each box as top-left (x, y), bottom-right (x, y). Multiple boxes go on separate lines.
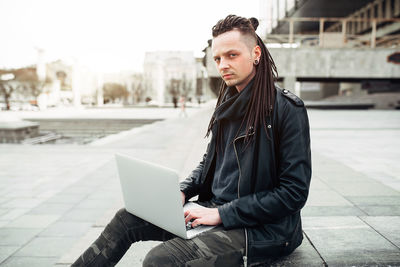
top-left (0, 103), bottom-right (399, 266)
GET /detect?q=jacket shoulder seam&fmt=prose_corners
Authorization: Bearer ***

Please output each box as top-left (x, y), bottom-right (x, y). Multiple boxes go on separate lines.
top-left (275, 86), bottom-right (304, 107)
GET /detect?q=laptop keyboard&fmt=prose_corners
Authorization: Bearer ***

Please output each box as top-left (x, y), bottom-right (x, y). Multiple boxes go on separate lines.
top-left (186, 221), bottom-right (194, 231)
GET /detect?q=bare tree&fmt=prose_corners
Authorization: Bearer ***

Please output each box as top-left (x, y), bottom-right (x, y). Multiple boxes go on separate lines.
top-left (103, 83), bottom-right (129, 104)
top-left (181, 74), bottom-right (192, 98)
top-left (0, 82), bottom-right (14, 110)
top-left (0, 68), bottom-right (48, 109)
top-left (131, 74), bottom-right (145, 104)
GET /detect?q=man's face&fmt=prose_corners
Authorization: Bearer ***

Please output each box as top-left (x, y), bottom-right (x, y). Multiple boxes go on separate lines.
top-left (212, 29), bottom-right (260, 92)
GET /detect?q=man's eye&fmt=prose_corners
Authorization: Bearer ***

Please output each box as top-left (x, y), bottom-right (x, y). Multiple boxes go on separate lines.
top-left (214, 58), bottom-right (220, 62)
top-left (230, 54), bottom-right (237, 57)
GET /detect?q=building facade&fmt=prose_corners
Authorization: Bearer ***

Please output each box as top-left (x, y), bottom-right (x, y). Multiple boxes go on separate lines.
top-left (143, 51), bottom-right (197, 106)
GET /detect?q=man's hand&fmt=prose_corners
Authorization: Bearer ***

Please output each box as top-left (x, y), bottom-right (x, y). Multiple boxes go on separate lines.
top-left (181, 191), bottom-right (185, 205)
top-left (184, 206), bottom-right (222, 227)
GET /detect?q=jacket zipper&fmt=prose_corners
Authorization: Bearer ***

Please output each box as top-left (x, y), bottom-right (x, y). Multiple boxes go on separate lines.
top-left (233, 129), bottom-right (254, 267)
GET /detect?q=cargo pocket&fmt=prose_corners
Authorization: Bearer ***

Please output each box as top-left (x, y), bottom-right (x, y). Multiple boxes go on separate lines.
top-left (163, 237), bottom-right (200, 265)
top-left (185, 249), bottom-right (244, 267)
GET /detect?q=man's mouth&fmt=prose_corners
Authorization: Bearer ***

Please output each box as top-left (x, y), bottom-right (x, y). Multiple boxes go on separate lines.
top-left (223, 74), bottom-right (233, 79)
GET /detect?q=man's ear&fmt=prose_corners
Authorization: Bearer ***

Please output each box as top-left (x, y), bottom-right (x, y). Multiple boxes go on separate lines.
top-left (253, 45), bottom-right (261, 60)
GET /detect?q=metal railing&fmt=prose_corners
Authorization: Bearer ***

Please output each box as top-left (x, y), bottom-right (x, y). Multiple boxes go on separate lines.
top-left (265, 17), bottom-right (400, 48)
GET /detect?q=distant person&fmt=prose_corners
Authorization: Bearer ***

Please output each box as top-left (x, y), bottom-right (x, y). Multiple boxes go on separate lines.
top-left (72, 15), bottom-right (311, 267)
top-left (145, 96), bottom-right (152, 105)
top-left (178, 95), bottom-right (188, 117)
top-left (172, 96), bottom-right (178, 108)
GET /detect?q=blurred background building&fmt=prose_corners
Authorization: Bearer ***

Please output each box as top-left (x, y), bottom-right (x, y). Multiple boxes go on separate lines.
top-left (0, 50), bottom-right (210, 110)
top-left (143, 51), bottom-right (207, 106)
top-left (0, 53), bottom-right (99, 110)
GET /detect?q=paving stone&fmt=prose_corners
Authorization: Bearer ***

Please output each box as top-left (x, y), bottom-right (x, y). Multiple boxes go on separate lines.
top-left (0, 228), bottom-right (41, 246)
top-left (0, 209), bottom-right (30, 221)
top-left (86, 189), bottom-right (120, 200)
top-left (358, 205), bottom-right (400, 216)
top-left (61, 186), bottom-right (95, 195)
top-left (303, 216), bottom-right (400, 265)
top-left (38, 221), bottom-right (92, 238)
top-left (57, 227), bottom-right (103, 265)
top-left (0, 198), bottom-right (9, 205)
top-left (0, 191), bottom-right (12, 200)
top-left (360, 216), bottom-right (400, 248)
top-left (74, 198), bottom-right (117, 210)
top-left (14, 236), bottom-right (78, 257)
top-left (367, 171), bottom-right (399, 184)
top-left (27, 202), bottom-right (74, 215)
top-left (2, 190), bottom-right (38, 198)
top-left (317, 170), bottom-right (368, 183)
top-left (0, 221), bottom-right (11, 228)
top-left (346, 196), bottom-right (400, 206)
top-left (35, 189), bottom-right (60, 199)
top-left (302, 206), bottom-right (366, 217)
top-left (385, 181), bottom-right (400, 192)
top-left (3, 214), bottom-right (59, 229)
top-left (2, 198), bottom-right (43, 209)
top-left (303, 216), bottom-right (368, 229)
top-left (45, 193), bottom-right (87, 204)
top-left (60, 208), bottom-right (107, 222)
top-left (306, 189), bottom-right (353, 206)
top-left (308, 178), bottom-right (330, 190)
top-left (0, 209), bottom-right (9, 217)
top-left (1, 256), bottom-right (58, 267)
top-left (326, 181), bottom-right (400, 197)
top-left (0, 246), bottom-right (20, 264)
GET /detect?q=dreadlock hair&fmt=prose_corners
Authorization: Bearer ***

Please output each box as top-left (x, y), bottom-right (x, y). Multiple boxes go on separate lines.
top-left (206, 15), bottom-right (278, 149)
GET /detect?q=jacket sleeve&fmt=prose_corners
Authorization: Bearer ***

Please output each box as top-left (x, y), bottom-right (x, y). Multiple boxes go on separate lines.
top-left (179, 142), bottom-right (210, 201)
top-left (218, 103), bottom-right (312, 229)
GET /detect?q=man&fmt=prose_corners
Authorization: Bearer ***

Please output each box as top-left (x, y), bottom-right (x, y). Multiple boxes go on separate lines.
top-left (72, 14), bottom-right (311, 267)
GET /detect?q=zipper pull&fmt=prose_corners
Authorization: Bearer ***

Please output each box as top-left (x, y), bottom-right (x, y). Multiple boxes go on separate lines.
top-left (243, 256), bottom-right (248, 267)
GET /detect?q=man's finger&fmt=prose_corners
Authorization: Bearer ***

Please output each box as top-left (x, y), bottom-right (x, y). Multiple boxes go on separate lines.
top-left (191, 219), bottom-right (201, 228)
top-left (184, 208), bottom-right (200, 217)
top-left (185, 213), bottom-right (192, 224)
top-left (185, 212), bottom-right (197, 224)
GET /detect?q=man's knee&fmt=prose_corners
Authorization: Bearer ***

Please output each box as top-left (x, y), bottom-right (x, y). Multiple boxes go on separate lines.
top-left (115, 208), bottom-right (146, 228)
top-left (115, 208), bottom-right (130, 219)
top-left (143, 244), bottom-right (177, 267)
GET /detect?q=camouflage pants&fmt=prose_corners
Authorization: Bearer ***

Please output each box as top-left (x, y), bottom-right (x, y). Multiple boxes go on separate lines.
top-left (71, 203), bottom-right (246, 267)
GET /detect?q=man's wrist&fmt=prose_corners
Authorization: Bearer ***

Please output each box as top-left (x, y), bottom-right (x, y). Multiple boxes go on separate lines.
top-left (214, 208), bottom-right (222, 224)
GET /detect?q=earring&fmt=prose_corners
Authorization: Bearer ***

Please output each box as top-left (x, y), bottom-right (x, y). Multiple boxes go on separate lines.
top-left (254, 59), bottom-right (259, 65)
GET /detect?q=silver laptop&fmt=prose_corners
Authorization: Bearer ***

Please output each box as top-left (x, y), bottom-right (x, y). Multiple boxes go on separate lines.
top-left (115, 153), bottom-right (215, 239)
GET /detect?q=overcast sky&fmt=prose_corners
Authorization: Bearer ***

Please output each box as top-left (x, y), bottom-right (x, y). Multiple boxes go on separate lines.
top-left (0, 0), bottom-right (262, 73)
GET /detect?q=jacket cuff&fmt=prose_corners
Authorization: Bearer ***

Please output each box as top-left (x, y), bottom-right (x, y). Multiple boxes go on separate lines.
top-left (179, 183), bottom-right (194, 201)
top-left (218, 203), bottom-right (236, 229)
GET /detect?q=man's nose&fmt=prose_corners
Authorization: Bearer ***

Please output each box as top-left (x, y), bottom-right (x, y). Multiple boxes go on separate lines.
top-left (219, 58), bottom-right (229, 70)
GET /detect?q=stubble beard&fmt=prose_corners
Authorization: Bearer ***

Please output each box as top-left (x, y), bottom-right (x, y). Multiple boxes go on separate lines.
top-left (222, 74), bottom-right (239, 87)
top-left (223, 76), bottom-right (243, 88)
top-left (224, 79), bottom-right (236, 87)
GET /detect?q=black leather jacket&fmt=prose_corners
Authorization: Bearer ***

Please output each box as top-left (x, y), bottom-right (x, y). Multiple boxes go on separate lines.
top-left (180, 86), bottom-right (312, 265)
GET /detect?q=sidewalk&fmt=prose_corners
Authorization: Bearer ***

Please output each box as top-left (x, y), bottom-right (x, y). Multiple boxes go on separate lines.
top-left (0, 105), bottom-right (399, 266)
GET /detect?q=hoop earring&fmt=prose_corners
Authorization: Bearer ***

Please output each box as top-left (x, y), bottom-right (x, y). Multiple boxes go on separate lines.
top-left (254, 59), bottom-right (259, 65)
